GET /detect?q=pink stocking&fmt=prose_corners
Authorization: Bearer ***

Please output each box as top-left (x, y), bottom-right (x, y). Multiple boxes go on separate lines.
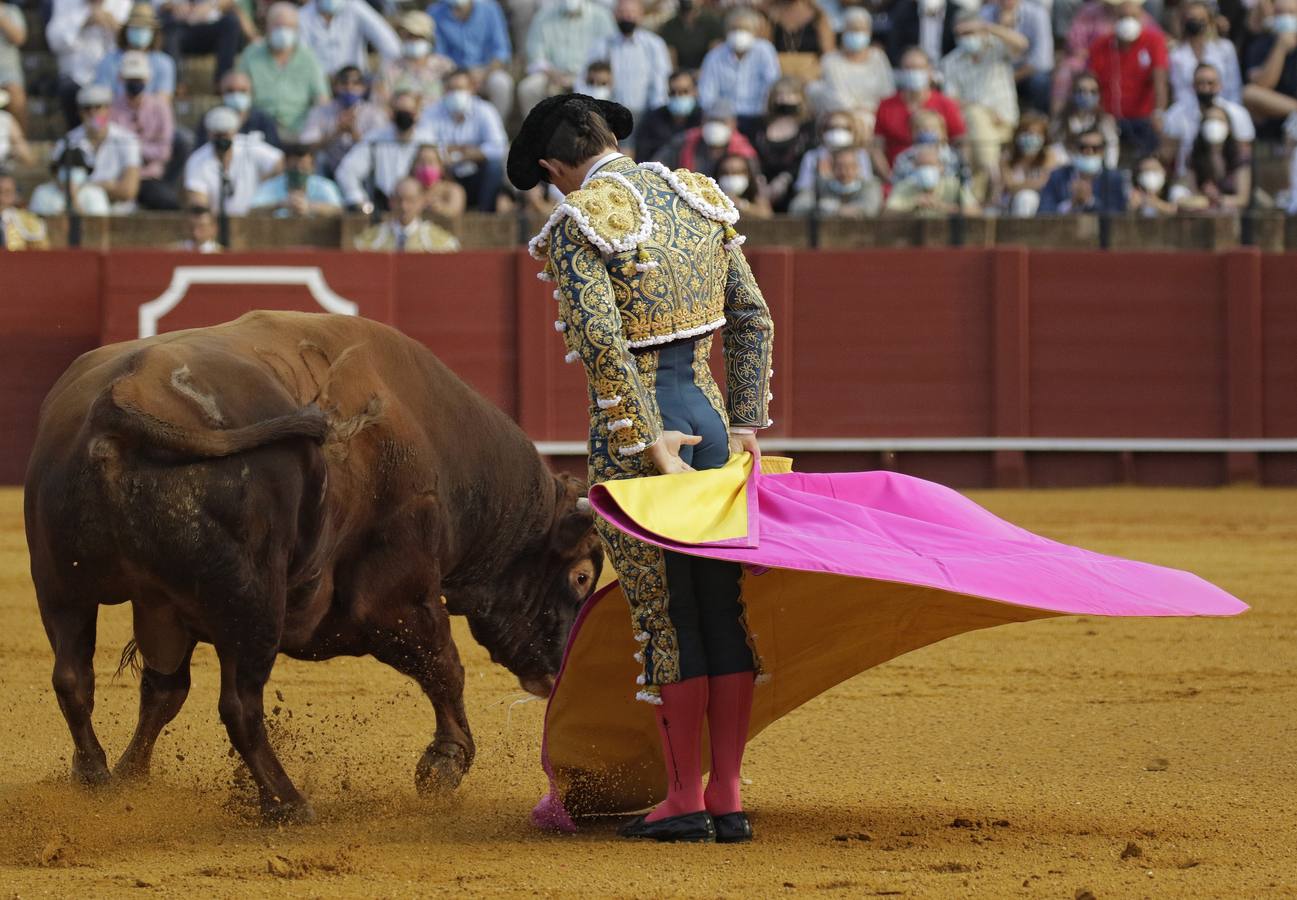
top-left (703, 671), bottom-right (754, 815)
top-left (645, 676), bottom-right (708, 822)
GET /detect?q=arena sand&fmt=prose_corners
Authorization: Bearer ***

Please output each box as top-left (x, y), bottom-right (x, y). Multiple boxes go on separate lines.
top-left (0, 485), bottom-right (1293, 899)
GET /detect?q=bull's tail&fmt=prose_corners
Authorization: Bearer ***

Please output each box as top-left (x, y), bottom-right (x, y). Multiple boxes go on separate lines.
top-left (114, 638), bottom-right (141, 680)
top-left (101, 384), bottom-right (330, 459)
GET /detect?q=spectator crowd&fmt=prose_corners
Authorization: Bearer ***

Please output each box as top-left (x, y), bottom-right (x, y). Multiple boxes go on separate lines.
top-left (6, 0), bottom-right (1297, 251)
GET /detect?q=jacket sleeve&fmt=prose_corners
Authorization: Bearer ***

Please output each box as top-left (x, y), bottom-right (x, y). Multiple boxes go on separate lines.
top-left (550, 216), bottom-right (663, 456)
top-left (721, 239), bottom-right (774, 429)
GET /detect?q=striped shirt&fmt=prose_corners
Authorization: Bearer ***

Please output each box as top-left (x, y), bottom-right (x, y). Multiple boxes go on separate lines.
top-left (940, 38), bottom-right (1019, 126)
top-left (525, 3), bottom-right (616, 77)
top-left (421, 95), bottom-right (507, 160)
top-left (299, 0), bottom-right (402, 75)
top-left (335, 122), bottom-right (438, 205)
top-left (697, 38), bottom-right (781, 117)
top-left (588, 28), bottom-right (672, 116)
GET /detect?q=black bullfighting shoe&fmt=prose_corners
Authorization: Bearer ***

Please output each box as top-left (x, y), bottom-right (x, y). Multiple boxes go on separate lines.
top-left (712, 812), bottom-right (753, 844)
top-left (618, 810), bottom-right (716, 842)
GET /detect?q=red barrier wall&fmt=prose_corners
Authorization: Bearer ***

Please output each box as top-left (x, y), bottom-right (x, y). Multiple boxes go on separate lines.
top-left (2, 247), bottom-right (1294, 487)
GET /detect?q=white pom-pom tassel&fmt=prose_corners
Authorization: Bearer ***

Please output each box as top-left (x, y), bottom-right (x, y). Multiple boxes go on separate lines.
top-left (553, 320), bottom-right (567, 332)
top-left (618, 441), bottom-right (648, 456)
top-left (552, 289), bottom-right (560, 300)
top-left (635, 673), bottom-right (646, 685)
top-left (633, 651), bottom-right (644, 664)
top-left (754, 673), bottom-right (771, 685)
top-left (635, 690), bottom-right (664, 705)
top-left (634, 631), bottom-right (650, 643)
top-left (724, 235), bottom-right (746, 251)
top-left (767, 391), bottom-right (774, 402)
top-left (608, 418), bottom-right (633, 433)
top-left (564, 350), bottom-right (580, 364)
top-left (537, 270), bottom-right (553, 282)
top-left (596, 395), bottom-right (622, 410)
top-left (634, 261), bottom-right (659, 272)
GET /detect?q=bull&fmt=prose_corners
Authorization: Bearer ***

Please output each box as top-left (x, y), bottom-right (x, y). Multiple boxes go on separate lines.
top-left (24, 311), bottom-right (602, 823)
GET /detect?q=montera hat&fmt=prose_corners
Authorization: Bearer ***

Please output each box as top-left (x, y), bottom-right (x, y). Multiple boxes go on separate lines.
top-left (506, 93), bottom-right (633, 191)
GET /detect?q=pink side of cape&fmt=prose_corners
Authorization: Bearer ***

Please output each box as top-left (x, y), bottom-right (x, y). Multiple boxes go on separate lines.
top-left (532, 464), bottom-right (1248, 830)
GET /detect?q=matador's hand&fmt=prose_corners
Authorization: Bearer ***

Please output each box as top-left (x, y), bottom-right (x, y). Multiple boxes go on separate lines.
top-left (648, 430), bottom-right (701, 475)
top-left (728, 430), bottom-right (760, 458)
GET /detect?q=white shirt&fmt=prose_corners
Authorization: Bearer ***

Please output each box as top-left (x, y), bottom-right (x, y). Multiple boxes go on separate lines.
top-left (422, 96), bottom-right (507, 160)
top-left (54, 122), bottom-right (141, 213)
top-left (184, 134), bottom-right (284, 216)
top-left (1163, 96), bottom-right (1255, 175)
top-left (0, 110), bottom-right (17, 163)
top-left (46, 0), bottom-right (131, 85)
top-left (299, 0), bottom-right (402, 75)
top-left (335, 121), bottom-right (438, 206)
top-left (582, 151), bottom-right (623, 186)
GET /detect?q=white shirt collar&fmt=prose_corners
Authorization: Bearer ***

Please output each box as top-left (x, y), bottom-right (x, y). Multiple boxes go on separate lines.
top-left (581, 151), bottom-right (624, 187)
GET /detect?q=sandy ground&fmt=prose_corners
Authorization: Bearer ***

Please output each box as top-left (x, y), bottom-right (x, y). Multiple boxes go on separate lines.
top-left (0, 484), bottom-right (1294, 899)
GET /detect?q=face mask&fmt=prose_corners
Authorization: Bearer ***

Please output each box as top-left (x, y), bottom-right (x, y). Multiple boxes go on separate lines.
top-left (1196, 90), bottom-right (1218, 108)
top-left (90, 112), bottom-right (109, 131)
top-left (668, 94), bottom-right (696, 117)
top-left (1016, 132), bottom-right (1043, 154)
top-left (393, 109), bottom-right (416, 130)
top-left (1272, 13), bottom-right (1297, 33)
top-left (774, 101), bottom-right (799, 116)
top-left (728, 29), bottom-right (755, 54)
top-left (1138, 169), bottom-right (1165, 194)
top-left (823, 127), bottom-right (853, 149)
top-left (1183, 18), bottom-right (1206, 36)
top-left (1115, 16), bottom-right (1142, 42)
top-left (896, 68), bottom-right (928, 92)
top-left (959, 33), bottom-right (983, 54)
top-left (827, 177), bottom-right (862, 196)
top-left (415, 163), bottom-right (442, 186)
top-left (1073, 90), bottom-right (1098, 111)
top-left (317, 0), bottom-right (340, 14)
top-left (718, 173), bottom-right (749, 197)
top-left (701, 121), bottom-right (732, 147)
top-left (268, 27), bottom-right (297, 51)
top-left (336, 90), bottom-right (362, 108)
top-left (562, 0), bottom-right (582, 12)
top-left (444, 89), bottom-right (472, 114)
top-left (403, 39), bottom-right (430, 58)
top-left (1201, 118), bottom-right (1230, 145)
top-left (223, 91), bottom-right (252, 112)
top-left (841, 30), bottom-right (870, 52)
top-left (126, 26), bottom-right (153, 48)
top-left (124, 79), bottom-right (147, 97)
top-left (920, 0), bottom-right (943, 14)
top-left (1075, 154), bottom-right (1103, 176)
top-left (915, 165), bottom-right (941, 190)
top-left (913, 128), bottom-right (940, 145)
top-left (212, 135), bottom-right (234, 153)
top-left (286, 168), bottom-right (309, 191)
top-left (586, 84), bottom-right (612, 100)
top-left (616, 18), bottom-right (636, 35)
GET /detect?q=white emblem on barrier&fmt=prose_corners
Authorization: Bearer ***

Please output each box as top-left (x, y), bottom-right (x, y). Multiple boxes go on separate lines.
top-left (137, 266), bottom-right (359, 338)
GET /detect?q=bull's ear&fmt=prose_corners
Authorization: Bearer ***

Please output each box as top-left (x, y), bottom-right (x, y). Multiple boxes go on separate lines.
top-left (552, 506), bottom-right (595, 552)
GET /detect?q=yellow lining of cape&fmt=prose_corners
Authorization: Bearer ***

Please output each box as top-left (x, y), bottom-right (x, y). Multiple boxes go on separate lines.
top-left (594, 452), bottom-right (794, 547)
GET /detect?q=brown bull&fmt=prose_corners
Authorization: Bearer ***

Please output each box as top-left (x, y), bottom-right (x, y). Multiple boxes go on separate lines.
top-left (24, 310), bottom-right (602, 823)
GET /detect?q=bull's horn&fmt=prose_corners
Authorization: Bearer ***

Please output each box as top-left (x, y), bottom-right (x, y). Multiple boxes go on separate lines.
top-left (576, 497), bottom-right (591, 513)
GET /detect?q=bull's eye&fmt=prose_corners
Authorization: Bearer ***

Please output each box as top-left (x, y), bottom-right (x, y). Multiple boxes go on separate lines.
top-left (577, 573), bottom-right (589, 586)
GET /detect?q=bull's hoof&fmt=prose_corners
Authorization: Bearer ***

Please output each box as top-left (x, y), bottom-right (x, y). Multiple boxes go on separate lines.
top-left (415, 742), bottom-right (470, 796)
top-left (113, 754), bottom-right (150, 782)
top-left (72, 751), bottom-right (111, 788)
top-left (261, 797), bottom-right (316, 826)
